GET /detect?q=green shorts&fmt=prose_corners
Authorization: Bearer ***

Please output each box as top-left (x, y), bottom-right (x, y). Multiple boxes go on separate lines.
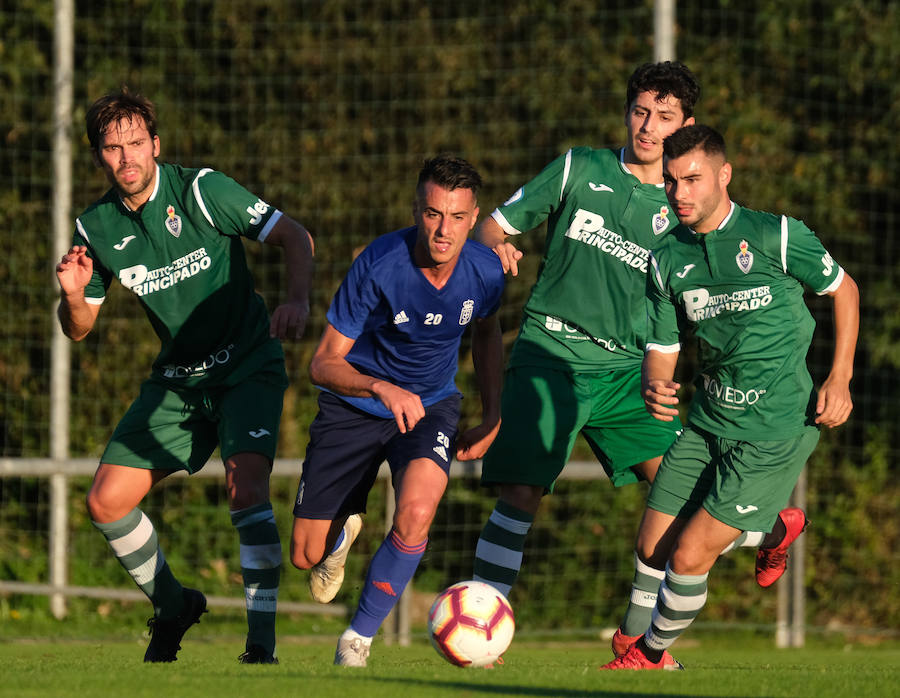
top-left (647, 425), bottom-right (820, 532)
top-left (101, 360), bottom-right (288, 473)
top-left (481, 364), bottom-right (682, 490)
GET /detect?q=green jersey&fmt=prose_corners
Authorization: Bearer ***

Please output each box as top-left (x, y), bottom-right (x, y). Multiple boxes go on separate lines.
top-left (646, 203), bottom-right (844, 440)
top-left (74, 163), bottom-right (284, 388)
top-left (494, 147), bottom-right (676, 371)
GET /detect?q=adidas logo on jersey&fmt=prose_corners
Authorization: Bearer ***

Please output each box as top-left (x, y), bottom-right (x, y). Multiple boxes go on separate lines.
top-left (394, 310), bottom-right (409, 325)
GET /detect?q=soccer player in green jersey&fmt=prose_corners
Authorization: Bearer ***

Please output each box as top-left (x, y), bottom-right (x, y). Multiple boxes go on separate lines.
top-left (55, 89), bottom-right (314, 665)
top-left (602, 125), bottom-right (859, 670)
top-left (471, 61), bottom-right (699, 632)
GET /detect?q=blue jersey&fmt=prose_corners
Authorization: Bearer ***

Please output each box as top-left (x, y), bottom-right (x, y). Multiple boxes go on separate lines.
top-left (325, 226), bottom-right (505, 418)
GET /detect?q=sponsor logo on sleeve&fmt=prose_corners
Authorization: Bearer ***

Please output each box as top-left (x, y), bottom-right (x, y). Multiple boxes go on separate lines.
top-left (247, 199), bottom-right (271, 226)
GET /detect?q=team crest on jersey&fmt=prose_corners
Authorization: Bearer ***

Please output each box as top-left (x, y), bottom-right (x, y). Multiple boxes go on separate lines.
top-left (165, 205), bottom-right (182, 238)
top-left (736, 239), bottom-right (754, 273)
top-left (458, 299), bottom-right (475, 325)
top-left (652, 206), bottom-right (670, 235)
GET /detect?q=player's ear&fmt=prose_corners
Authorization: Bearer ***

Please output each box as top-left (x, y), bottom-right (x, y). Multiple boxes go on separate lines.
top-left (719, 162), bottom-right (732, 188)
top-left (91, 149), bottom-right (102, 168)
top-left (152, 134), bottom-right (160, 158)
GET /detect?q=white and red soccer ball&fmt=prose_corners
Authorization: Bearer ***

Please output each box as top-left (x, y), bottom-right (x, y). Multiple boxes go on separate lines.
top-left (427, 580), bottom-right (515, 667)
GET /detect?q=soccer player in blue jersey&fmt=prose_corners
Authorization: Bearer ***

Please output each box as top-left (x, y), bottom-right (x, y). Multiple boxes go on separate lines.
top-left (55, 89), bottom-right (314, 664)
top-left (289, 155), bottom-right (506, 667)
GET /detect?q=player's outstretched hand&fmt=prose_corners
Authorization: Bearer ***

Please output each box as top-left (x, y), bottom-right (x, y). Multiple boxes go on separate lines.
top-left (56, 245), bottom-right (93, 295)
top-left (455, 419), bottom-right (501, 461)
top-left (642, 378), bottom-right (681, 422)
top-left (815, 375), bottom-right (853, 428)
top-left (270, 301), bottom-right (310, 340)
top-left (372, 382), bottom-right (426, 433)
top-left (492, 241), bottom-right (524, 276)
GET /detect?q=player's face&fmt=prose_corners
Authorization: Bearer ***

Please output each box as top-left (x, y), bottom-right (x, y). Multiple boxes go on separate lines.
top-left (663, 148), bottom-right (732, 233)
top-left (413, 181), bottom-right (479, 269)
top-left (94, 115), bottom-right (160, 208)
top-left (625, 91), bottom-right (692, 166)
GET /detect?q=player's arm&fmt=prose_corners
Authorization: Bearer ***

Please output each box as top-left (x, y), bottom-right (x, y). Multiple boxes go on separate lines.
top-left (815, 272), bottom-right (859, 428)
top-left (264, 215), bottom-right (315, 340)
top-left (475, 217), bottom-right (523, 277)
top-left (56, 245), bottom-right (101, 341)
top-left (310, 324), bottom-right (425, 433)
top-left (641, 349), bottom-right (681, 422)
top-left (455, 313), bottom-right (504, 461)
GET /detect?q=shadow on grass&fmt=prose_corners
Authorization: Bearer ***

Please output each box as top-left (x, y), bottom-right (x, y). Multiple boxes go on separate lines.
top-left (337, 674), bottom-right (754, 698)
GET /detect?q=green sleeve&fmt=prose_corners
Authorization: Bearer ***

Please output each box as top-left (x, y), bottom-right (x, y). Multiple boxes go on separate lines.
top-left (73, 223), bottom-right (112, 301)
top-left (783, 216), bottom-right (844, 294)
top-left (192, 169), bottom-right (280, 241)
top-left (645, 251), bottom-right (681, 350)
top-left (493, 148), bottom-right (584, 235)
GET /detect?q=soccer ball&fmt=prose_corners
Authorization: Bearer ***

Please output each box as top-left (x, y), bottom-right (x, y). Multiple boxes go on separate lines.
top-left (427, 580), bottom-right (515, 667)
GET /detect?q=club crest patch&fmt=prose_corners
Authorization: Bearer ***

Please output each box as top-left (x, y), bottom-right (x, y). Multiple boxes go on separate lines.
top-left (165, 205), bottom-right (182, 238)
top-left (458, 299), bottom-right (475, 325)
top-left (652, 206), bottom-right (670, 235)
top-left (736, 239), bottom-right (753, 273)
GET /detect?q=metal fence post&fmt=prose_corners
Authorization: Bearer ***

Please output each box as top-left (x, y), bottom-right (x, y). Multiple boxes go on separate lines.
top-left (49, 0), bottom-right (75, 620)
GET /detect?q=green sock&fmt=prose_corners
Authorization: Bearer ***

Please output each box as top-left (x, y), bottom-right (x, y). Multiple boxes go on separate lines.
top-left (93, 508), bottom-right (184, 618)
top-left (231, 502), bottom-right (281, 656)
top-left (621, 553), bottom-right (666, 636)
top-left (645, 566), bottom-right (708, 651)
top-left (473, 499), bottom-right (534, 598)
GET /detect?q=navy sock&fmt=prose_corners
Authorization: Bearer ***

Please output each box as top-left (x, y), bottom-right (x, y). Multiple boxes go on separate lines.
top-left (350, 530), bottom-right (426, 637)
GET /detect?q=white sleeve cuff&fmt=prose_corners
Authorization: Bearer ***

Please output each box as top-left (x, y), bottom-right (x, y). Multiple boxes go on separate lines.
top-left (491, 209), bottom-right (523, 236)
top-left (817, 266), bottom-right (845, 296)
top-left (258, 209), bottom-right (283, 243)
top-left (645, 342), bottom-right (681, 354)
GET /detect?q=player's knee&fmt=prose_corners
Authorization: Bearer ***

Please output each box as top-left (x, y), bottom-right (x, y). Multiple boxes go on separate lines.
top-left (393, 502), bottom-right (436, 542)
top-left (499, 484), bottom-right (542, 514)
top-left (85, 487), bottom-right (122, 523)
top-left (669, 545), bottom-right (711, 576)
top-left (227, 480), bottom-right (269, 511)
top-left (289, 527), bottom-right (326, 570)
top-left (289, 541), bottom-right (316, 570)
top-left (635, 540), bottom-right (668, 569)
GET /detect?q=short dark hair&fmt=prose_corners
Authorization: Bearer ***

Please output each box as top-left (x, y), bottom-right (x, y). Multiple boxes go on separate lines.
top-left (416, 154), bottom-right (482, 198)
top-left (85, 87), bottom-right (158, 151)
top-left (663, 124), bottom-right (727, 160)
top-left (626, 61), bottom-right (700, 118)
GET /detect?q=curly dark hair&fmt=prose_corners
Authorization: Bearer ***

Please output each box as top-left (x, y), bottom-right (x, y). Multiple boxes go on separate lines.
top-left (626, 61), bottom-right (700, 118)
top-left (85, 87), bottom-right (158, 152)
top-left (416, 154), bottom-right (483, 198)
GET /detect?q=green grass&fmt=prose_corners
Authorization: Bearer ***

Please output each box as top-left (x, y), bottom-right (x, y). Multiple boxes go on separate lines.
top-left (1, 627), bottom-right (897, 698)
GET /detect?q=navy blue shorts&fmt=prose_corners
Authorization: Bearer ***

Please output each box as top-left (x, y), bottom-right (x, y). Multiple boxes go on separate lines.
top-left (293, 391), bottom-right (461, 520)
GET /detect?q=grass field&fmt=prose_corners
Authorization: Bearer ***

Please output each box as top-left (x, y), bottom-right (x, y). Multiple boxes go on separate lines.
top-left (1, 622), bottom-right (897, 698)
